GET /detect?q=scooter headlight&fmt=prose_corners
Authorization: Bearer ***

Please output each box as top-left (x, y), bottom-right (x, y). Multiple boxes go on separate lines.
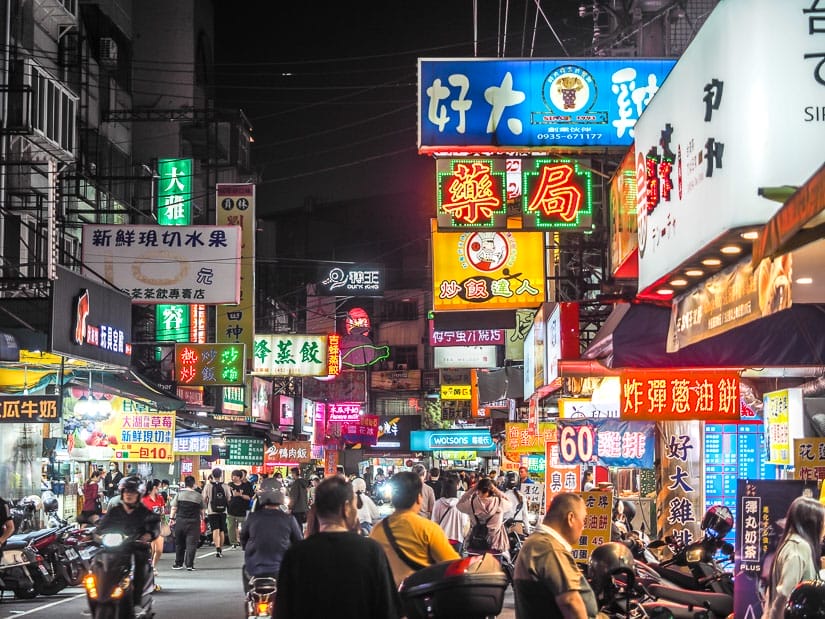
top-left (256, 601), bottom-right (271, 615)
top-left (83, 574), bottom-right (98, 599)
top-left (101, 533), bottom-right (126, 548)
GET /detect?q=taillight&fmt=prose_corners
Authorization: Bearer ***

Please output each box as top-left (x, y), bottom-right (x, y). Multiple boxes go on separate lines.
top-left (444, 556), bottom-right (476, 577)
top-left (32, 533), bottom-right (57, 551)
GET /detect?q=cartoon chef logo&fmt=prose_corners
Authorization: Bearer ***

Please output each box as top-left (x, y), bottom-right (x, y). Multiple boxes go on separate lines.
top-left (463, 232), bottom-right (510, 272)
top-left (543, 66), bottom-right (596, 114)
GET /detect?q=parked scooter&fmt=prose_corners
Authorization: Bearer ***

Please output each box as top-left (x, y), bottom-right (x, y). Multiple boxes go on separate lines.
top-left (245, 575), bottom-right (277, 619)
top-left (0, 527), bottom-right (64, 599)
top-left (83, 532), bottom-right (155, 619)
top-left (10, 496), bottom-right (40, 534)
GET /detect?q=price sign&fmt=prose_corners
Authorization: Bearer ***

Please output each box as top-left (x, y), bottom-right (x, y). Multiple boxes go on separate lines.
top-left (225, 436), bottom-right (264, 466)
top-left (558, 424), bottom-right (597, 464)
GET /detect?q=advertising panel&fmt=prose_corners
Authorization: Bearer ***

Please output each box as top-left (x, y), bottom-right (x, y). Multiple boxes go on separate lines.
top-left (173, 433), bottom-right (211, 456)
top-left (620, 369), bottom-right (740, 421)
top-left (277, 395), bottom-right (294, 429)
top-left (633, 0), bottom-right (825, 292)
top-left (174, 343), bottom-right (245, 386)
top-left (436, 158), bottom-right (508, 230)
top-left (265, 441), bottom-right (312, 465)
top-left (432, 222), bottom-right (546, 312)
top-left (252, 334), bottom-right (330, 377)
top-left (317, 264), bottom-right (384, 296)
top-left (504, 422), bottom-right (557, 456)
top-left (300, 398), bottom-right (315, 435)
top-left (557, 419), bottom-right (655, 469)
top-left (667, 254), bottom-right (793, 352)
top-left (216, 183), bottom-right (255, 368)
top-left (370, 370), bottom-right (422, 391)
top-left (609, 147), bottom-right (638, 278)
top-left (251, 377), bottom-right (272, 421)
top-left (657, 421), bottom-right (703, 553)
top-left (226, 436), bottom-right (265, 467)
top-left (82, 225), bottom-right (241, 304)
top-left (370, 415), bottom-right (421, 452)
top-left (418, 58), bottom-right (675, 151)
top-left (410, 429), bottom-right (495, 451)
top-left (434, 346), bottom-right (497, 369)
top-left (764, 388), bottom-right (804, 465)
top-left (51, 265), bottom-right (133, 368)
top-left (0, 395), bottom-right (60, 423)
top-left (156, 158), bottom-right (192, 226)
top-left (429, 321), bottom-right (505, 347)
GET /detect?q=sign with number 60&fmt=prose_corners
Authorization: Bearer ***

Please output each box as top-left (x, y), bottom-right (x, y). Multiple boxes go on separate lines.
top-left (559, 424), bottom-right (597, 463)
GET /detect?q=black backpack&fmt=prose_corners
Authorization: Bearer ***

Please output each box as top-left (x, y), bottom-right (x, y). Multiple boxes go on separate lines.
top-left (210, 482), bottom-right (228, 513)
top-left (467, 497), bottom-right (492, 552)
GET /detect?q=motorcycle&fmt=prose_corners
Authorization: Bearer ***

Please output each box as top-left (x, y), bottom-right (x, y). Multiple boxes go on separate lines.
top-left (0, 527), bottom-right (66, 599)
top-left (499, 517), bottom-right (526, 584)
top-left (245, 575), bottom-right (277, 619)
top-left (83, 532), bottom-right (155, 619)
top-left (10, 496), bottom-right (40, 534)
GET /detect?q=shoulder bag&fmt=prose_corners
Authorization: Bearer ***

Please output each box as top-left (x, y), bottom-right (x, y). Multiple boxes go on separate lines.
top-left (381, 516), bottom-right (429, 571)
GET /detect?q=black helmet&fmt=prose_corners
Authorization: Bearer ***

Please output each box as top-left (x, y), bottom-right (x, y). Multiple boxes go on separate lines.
top-left (119, 476), bottom-right (143, 496)
top-left (42, 495), bottom-right (59, 513)
top-left (588, 542), bottom-right (635, 601)
top-left (701, 505), bottom-right (733, 539)
top-left (785, 580), bottom-right (825, 618)
top-left (505, 471), bottom-right (517, 489)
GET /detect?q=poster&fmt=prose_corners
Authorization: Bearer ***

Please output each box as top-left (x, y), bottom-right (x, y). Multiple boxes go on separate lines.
top-left (793, 437), bottom-right (825, 482)
top-left (575, 491), bottom-right (613, 564)
top-left (557, 419), bottom-right (655, 468)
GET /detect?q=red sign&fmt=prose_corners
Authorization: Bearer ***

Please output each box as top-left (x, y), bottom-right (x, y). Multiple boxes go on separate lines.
top-left (327, 334), bottom-right (341, 376)
top-left (324, 449), bottom-right (339, 476)
top-left (522, 159), bottom-right (593, 230)
top-left (437, 159), bottom-right (507, 229)
top-left (620, 369), bottom-right (740, 421)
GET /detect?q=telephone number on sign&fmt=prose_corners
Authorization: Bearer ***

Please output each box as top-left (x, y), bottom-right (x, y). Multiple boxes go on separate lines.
top-left (535, 133), bottom-right (604, 141)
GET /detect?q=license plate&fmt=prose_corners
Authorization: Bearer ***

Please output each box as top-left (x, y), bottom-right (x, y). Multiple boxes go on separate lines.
top-left (39, 564), bottom-right (49, 576)
top-left (80, 548), bottom-right (95, 560)
top-left (65, 548), bottom-right (78, 560)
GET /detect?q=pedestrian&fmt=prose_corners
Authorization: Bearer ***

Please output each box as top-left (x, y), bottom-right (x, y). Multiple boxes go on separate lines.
top-left (513, 492), bottom-right (601, 619)
top-left (103, 461), bottom-right (123, 500)
top-left (457, 477), bottom-right (512, 557)
top-left (370, 470), bottom-right (459, 587)
top-left (412, 463), bottom-right (435, 519)
top-left (79, 469), bottom-right (103, 526)
top-left (159, 479), bottom-right (171, 503)
top-left (503, 472), bottom-right (532, 536)
top-left (202, 467), bottom-right (231, 557)
top-left (141, 480), bottom-right (167, 579)
top-left (426, 467), bottom-right (444, 500)
top-left (764, 496), bottom-right (825, 619)
top-left (240, 490), bottom-right (302, 591)
top-left (288, 467), bottom-right (309, 527)
top-left (351, 477), bottom-right (380, 535)
top-left (227, 469), bottom-right (253, 549)
top-left (582, 470), bottom-right (596, 492)
top-left (274, 476), bottom-right (402, 619)
top-left (169, 475), bottom-right (205, 571)
top-left (431, 474), bottom-right (468, 554)
top-left (516, 466), bottom-right (534, 490)
top-left (0, 493), bottom-right (14, 544)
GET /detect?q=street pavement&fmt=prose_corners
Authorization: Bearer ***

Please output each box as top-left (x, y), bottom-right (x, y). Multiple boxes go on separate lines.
top-left (0, 543), bottom-right (517, 619)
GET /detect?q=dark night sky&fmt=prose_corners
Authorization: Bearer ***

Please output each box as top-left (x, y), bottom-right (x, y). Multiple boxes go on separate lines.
top-left (212, 1), bottom-right (589, 218)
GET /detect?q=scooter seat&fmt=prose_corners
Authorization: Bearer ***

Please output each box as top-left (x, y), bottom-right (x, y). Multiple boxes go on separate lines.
top-left (3, 539), bottom-right (29, 550)
top-left (647, 583), bottom-right (733, 617)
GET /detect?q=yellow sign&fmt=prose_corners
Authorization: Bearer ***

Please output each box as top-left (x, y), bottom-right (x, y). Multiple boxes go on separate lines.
top-left (794, 438), bottom-right (825, 482)
top-left (440, 384), bottom-right (471, 400)
top-left (431, 220), bottom-right (546, 312)
top-left (765, 388), bottom-right (803, 464)
top-left (575, 491), bottom-right (613, 564)
top-left (504, 422), bottom-right (557, 455)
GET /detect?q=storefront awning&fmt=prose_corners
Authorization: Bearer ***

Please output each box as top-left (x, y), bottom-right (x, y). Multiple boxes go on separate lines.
top-left (67, 371), bottom-right (186, 411)
top-left (582, 302), bottom-right (825, 369)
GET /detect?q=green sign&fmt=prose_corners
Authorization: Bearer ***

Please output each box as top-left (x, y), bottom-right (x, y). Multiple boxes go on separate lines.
top-left (175, 343), bottom-right (245, 386)
top-left (226, 436), bottom-right (264, 466)
top-left (157, 158), bottom-right (192, 226)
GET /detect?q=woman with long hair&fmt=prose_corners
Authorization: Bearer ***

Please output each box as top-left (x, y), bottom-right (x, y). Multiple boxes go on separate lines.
top-left (351, 477), bottom-right (379, 535)
top-left (79, 469), bottom-right (103, 526)
top-left (764, 496), bottom-right (825, 619)
top-left (142, 479), bottom-right (167, 580)
top-left (457, 476), bottom-right (512, 557)
top-left (431, 474), bottom-right (469, 554)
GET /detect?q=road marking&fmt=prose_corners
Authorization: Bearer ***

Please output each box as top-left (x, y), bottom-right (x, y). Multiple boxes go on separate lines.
top-left (3, 592), bottom-right (85, 618)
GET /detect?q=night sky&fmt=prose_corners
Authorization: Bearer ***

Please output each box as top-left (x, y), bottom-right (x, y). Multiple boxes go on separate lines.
top-left (213, 1), bottom-right (589, 217)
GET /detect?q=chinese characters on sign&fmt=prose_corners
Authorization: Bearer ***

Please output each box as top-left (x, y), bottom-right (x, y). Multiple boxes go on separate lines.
top-left (504, 422), bottom-right (557, 456)
top-left (174, 343), bottom-right (245, 386)
top-left (323, 401), bottom-right (363, 423)
top-left (173, 433), bottom-right (211, 455)
top-left (317, 265), bottom-right (384, 296)
top-left (793, 437), bottom-right (825, 482)
top-left (556, 420), bottom-right (655, 469)
top-left (657, 421), bottom-right (702, 551)
top-left (114, 413), bottom-right (176, 463)
top-left (0, 395), bottom-right (60, 423)
top-left (620, 370), bottom-right (740, 421)
top-left (522, 159), bottom-right (593, 230)
top-left (157, 158), bottom-right (192, 226)
top-left (436, 159), bottom-right (507, 230)
top-left (429, 321), bottom-right (505, 347)
top-left (575, 491), bottom-right (613, 563)
top-left (226, 436), bottom-right (265, 466)
top-left (265, 441), bottom-right (312, 464)
top-left (440, 385), bottom-right (472, 400)
top-left (252, 334), bottom-right (329, 377)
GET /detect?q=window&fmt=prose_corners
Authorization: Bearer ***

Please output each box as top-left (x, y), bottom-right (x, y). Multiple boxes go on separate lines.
top-left (391, 345), bottom-right (418, 370)
top-left (29, 62), bottom-right (77, 156)
top-left (380, 300), bottom-right (418, 322)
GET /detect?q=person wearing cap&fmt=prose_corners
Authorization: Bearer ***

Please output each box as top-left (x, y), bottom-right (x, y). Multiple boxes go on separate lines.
top-left (240, 489), bottom-right (302, 592)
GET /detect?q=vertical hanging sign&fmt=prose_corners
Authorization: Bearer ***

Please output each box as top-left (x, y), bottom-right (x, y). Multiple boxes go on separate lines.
top-left (216, 184), bottom-right (256, 369)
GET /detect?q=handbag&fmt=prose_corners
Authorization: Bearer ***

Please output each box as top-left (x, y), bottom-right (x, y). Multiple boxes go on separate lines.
top-left (160, 515), bottom-right (172, 537)
top-left (199, 517), bottom-right (207, 535)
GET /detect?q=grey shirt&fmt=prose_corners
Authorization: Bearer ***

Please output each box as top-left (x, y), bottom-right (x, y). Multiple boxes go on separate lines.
top-left (171, 487), bottom-right (204, 520)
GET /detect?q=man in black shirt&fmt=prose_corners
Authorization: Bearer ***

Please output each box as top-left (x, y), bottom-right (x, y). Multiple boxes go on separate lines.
top-left (275, 476), bottom-right (401, 619)
top-left (0, 496), bottom-right (15, 546)
top-left (240, 490), bottom-right (301, 591)
top-left (96, 477), bottom-right (160, 609)
top-left (103, 462), bottom-right (124, 500)
top-left (228, 469), bottom-right (253, 549)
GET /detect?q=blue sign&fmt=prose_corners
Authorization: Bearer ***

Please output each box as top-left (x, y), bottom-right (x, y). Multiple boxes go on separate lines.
top-left (557, 419), bottom-right (655, 468)
top-left (418, 58), bottom-right (676, 151)
top-left (410, 430), bottom-right (494, 451)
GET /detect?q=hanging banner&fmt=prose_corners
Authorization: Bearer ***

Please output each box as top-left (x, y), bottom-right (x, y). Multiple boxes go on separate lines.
top-left (557, 419), bottom-right (655, 468)
top-left (620, 369), bottom-right (740, 421)
top-left (324, 449), bottom-right (339, 476)
top-left (657, 421), bottom-right (703, 552)
top-left (734, 479), bottom-right (816, 619)
top-left (504, 422), bottom-right (557, 456)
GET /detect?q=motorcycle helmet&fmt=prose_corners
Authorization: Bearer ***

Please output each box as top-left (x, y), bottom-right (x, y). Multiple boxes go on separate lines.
top-left (701, 504), bottom-right (733, 539)
top-left (588, 542), bottom-right (635, 602)
top-left (505, 471), bottom-right (518, 490)
top-left (785, 580), bottom-right (825, 618)
top-left (119, 476), bottom-right (144, 496)
top-left (41, 494), bottom-right (59, 514)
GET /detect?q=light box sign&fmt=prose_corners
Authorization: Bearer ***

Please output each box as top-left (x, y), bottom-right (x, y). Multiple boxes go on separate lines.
top-left (557, 419), bottom-right (655, 468)
top-left (440, 385), bottom-right (472, 400)
top-left (504, 422), bottom-right (557, 456)
top-left (429, 321), bottom-right (504, 347)
top-left (277, 395), bottom-right (294, 429)
top-left (410, 429), bottom-right (495, 451)
top-left (157, 158), bottom-right (192, 226)
top-left (633, 0), bottom-right (825, 292)
top-left (324, 401), bottom-right (364, 423)
top-left (436, 158), bottom-right (508, 230)
top-left (300, 398), bottom-right (315, 435)
top-left (81, 225), bottom-right (241, 304)
top-left (251, 377), bottom-right (272, 422)
top-left (252, 334), bottom-right (329, 377)
top-left (51, 265), bottom-right (133, 367)
top-left (620, 369), bottom-right (740, 421)
top-left (0, 395), bottom-right (60, 423)
top-left (226, 436), bottom-right (265, 467)
top-left (434, 345), bottom-right (497, 369)
top-left (113, 411), bottom-right (176, 463)
top-left (174, 343), bottom-right (245, 386)
top-left (418, 58), bottom-right (676, 152)
top-left (764, 388), bottom-right (804, 465)
top-left (173, 433), bottom-right (211, 456)
top-left (432, 221), bottom-right (546, 312)
top-left (609, 147), bottom-right (638, 278)
top-left (522, 159), bottom-right (593, 230)
top-left (317, 264), bottom-right (384, 296)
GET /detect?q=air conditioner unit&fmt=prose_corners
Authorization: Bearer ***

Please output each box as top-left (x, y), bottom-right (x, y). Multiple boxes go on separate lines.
top-left (100, 37), bottom-right (118, 65)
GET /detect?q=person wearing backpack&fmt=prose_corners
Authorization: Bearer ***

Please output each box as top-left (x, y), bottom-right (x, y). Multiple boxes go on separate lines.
top-left (430, 474), bottom-right (469, 553)
top-left (457, 477), bottom-right (512, 557)
top-left (203, 467), bottom-right (232, 557)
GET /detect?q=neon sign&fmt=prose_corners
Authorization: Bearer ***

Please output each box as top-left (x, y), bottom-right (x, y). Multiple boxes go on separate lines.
top-left (436, 158), bottom-right (507, 230)
top-left (174, 343), bottom-right (245, 386)
top-left (522, 158), bottom-right (593, 230)
top-left (327, 334), bottom-right (341, 376)
top-left (73, 289), bottom-right (131, 356)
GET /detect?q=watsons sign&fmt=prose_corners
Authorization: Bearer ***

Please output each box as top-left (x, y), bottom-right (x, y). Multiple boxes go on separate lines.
top-left (410, 429), bottom-right (494, 451)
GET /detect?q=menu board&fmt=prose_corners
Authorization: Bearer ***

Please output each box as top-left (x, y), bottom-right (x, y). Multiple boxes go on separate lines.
top-left (225, 436), bottom-right (265, 466)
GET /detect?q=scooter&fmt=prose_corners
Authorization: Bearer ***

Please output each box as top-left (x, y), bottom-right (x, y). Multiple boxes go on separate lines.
top-left (245, 575), bottom-right (277, 619)
top-left (10, 496), bottom-right (40, 534)
top-left (83, 532), bottom-right (155, 619)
